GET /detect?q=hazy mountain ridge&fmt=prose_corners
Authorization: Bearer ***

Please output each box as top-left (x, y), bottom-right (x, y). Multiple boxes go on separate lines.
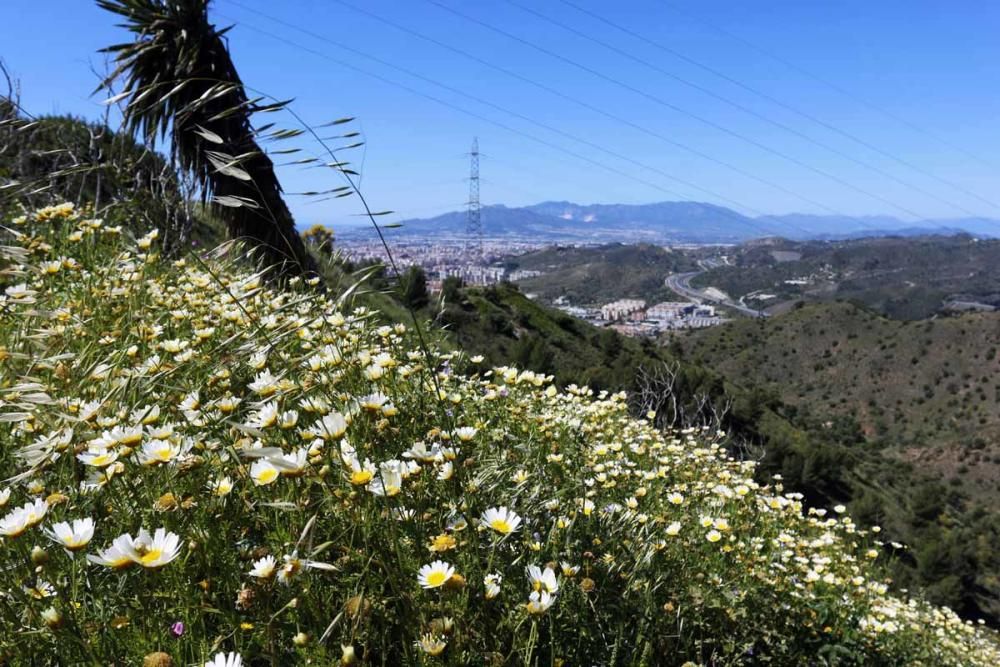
top-left (338, 200), bottom-right (1000, 243)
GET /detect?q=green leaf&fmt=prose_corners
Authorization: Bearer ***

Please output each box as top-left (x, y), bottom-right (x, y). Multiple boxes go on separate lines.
top-left (317, 117), bottom-right (355, 127)
top-left (101, 89), bottom-right (133, 106)
top-left (213, 195), bottom-right (259, 209)
top-left (268, 128), bottom-right (305, 140)
top-left (193, 125), bottom-right (224, 144)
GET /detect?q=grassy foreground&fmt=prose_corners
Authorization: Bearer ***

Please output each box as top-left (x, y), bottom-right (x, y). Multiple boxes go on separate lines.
top-left (1, 205), bottom-right (998, 666)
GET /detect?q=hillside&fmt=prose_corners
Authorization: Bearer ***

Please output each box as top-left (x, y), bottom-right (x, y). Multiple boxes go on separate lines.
top-left (678, 301), bottom-right (1000, 484)
top-left (691, 235), bottom-right (1000, 319)
top-left (677, 301), bottom-right (1000, 619)
top-left (505, 243), bottom-right (698, 304)
top-left (3, 203), bottom-right (1000, 665)
top-left (328, 250), bottom-right (1000, 622)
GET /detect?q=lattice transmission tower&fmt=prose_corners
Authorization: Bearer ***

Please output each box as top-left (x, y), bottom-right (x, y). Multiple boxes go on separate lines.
top-left (466, 137), bottom-right (483, 259)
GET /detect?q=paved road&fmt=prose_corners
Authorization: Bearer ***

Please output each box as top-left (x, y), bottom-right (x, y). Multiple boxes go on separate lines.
top-left (665, 271), bottom-right (767, 318)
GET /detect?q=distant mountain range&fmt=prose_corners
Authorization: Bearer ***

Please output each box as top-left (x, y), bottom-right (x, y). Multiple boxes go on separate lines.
top-left (337, 200), bottom-right (1000, 244)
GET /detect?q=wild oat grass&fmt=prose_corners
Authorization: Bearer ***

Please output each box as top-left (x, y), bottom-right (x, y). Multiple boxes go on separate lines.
top-left (1, 203), bottom-right (998, 665)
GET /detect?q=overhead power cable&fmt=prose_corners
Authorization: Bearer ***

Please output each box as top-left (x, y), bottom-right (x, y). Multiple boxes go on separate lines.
top-left (307, 0), bottom-right (919, 232)
top-left (218, 2), bottom-right (835, 238)
top-left (216, 10), bottom-right (803, 242)
top-left (509, 0), bottom-right (995, 217)
top-left (657, 0), bottom-right (1000, 173)
top-left (423, 0), bottom-right (929, 221)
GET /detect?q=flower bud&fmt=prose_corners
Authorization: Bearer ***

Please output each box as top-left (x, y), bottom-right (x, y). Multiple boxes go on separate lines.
top-left (31, 546), bottom-right (49, 566)
top-left (142, 652), bottom-right (173, 667)
top-left (41, 607), bottom-right (63, 629)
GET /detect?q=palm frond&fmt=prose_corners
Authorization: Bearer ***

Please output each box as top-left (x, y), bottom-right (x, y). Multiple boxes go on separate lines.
top-left (97, 0), bottom-right (318, 281)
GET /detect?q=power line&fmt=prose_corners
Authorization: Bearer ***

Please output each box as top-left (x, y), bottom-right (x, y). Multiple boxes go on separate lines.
top-left (215, 9), bottom-right (800, 242)
top-left (310, 0), bottom-right (922, 232)
top-left (511, 0), bottom-right (996, 217)
top-left (423, 0), bottom-right (931, 222)
top-left (218, 3), bottom-right (797, 224)
top-left (656, 0), bottom-right (1000, 173)
top-left (219, 4), bottom-right (943, 243)
top-left (313, 0), bottom-right (800, 214)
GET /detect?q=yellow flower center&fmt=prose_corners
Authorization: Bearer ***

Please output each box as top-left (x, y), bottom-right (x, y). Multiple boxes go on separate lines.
top-left (350, 470), bottom-right (373, 486)
top-left (111, 556), bottom-right (133, 570)
top-left (426, 571), bottom-right (447, 587)
top-left (256, 468), bottom-right (278, 484)
top-left (490, 519), bottom-right (512, 534)
top-left (430, 534), bottom-right (456, 551)
top-left (139, 548), bottom-right (163, 565)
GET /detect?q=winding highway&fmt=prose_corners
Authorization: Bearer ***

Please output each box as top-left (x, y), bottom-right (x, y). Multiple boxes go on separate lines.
top-left (665, 271), bottom-right (767, 318)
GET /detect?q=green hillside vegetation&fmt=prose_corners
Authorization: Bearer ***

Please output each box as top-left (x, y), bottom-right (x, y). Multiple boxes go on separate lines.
top-left (0, 108), bottom-right (223, 253)
top-left (3, 203), bottom-right (1000, 665)
top-left (441, 282), bottom-right (677, 388)
top-left (678, 301), bottom-right (1000, 467)
top-left (691, 236), bottom-right (1000, 319)
top-left (508, 243), bottom-right (698, 304)
top-left (677, 300), bottom-right (1000, 622)
top-left (389, 277), bottom-right (1000, 623)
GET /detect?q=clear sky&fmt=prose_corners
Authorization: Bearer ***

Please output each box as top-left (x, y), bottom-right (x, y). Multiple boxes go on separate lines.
top-left (2, 0), bottom-right (998, 229)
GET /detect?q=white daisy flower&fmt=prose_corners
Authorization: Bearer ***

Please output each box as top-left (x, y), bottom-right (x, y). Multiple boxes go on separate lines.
top-left (481, 507), bottom-right (522, 536)
top-left (77, 447), bottom-right (118, 468)
top-left (248, 555), bottom-right (277, 579)
top-left (250, 459), bottom-right (280, 486)
top-left (131, 527), bottom-right (182, 568)
top-left (87, 533), bottom-right (139, 569)
top-left (204, 652), bottom-right (242, 667)
top-left (417, 561), bottom-right (455, 589)
top-left (45, 517), bottom-right (95, 551)
top-left (211, 477), bottom-right (234, 496)
top-left (316, 412), bottom-right (347, 440)
top-left (0, 499), bottom-right (48, 538)
top-left (484, 573), bottom-right (502, 599)
top-left (525, 590), bottom-right (555, 615)
top-left (527, 565), bottom-right (559, 594)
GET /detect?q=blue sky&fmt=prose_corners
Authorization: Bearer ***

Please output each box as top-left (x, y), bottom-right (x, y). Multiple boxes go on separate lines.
top-left (3, 0), bottom-right (999, 229)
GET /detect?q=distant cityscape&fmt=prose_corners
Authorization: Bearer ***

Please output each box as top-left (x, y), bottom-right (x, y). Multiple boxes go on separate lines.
top-left (563, 298), bottom-right (722, 336)
top-left (339, 238), bottom-right (725, 335)
top-left (338, 238), bottom-right (548, 288)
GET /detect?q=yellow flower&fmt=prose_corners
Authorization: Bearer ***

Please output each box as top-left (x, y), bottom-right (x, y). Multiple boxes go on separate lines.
top-left (428, 533), bottom-right (457, 553)
top-left (416, 633), bottom-right (446, 656)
